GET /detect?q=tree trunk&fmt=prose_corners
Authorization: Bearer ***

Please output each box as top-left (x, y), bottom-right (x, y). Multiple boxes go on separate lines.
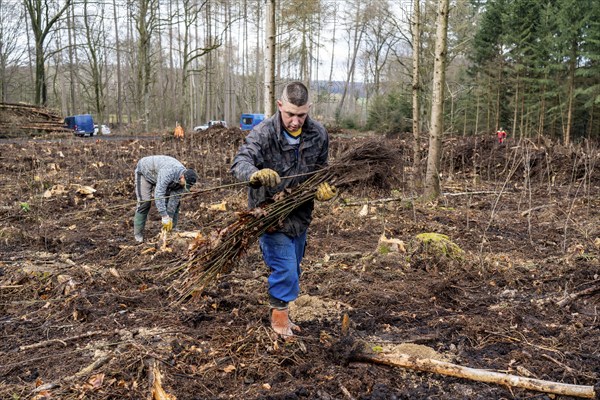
top-left (512, 76), bottom-right (519, 138)
top-left (327, 3), bottom-right (337, 86)
top-left (564, 39), bottom-right (577, 146)
top-left (264, 0), bottom-right (276, 116)
top-left (83, 0), bottom-right (105, 125)
top-left (411, 0), bottom-right (421, 190)
top-left (423, 0), bottom-right (449, 200)
top-left (67, 3), bottom-right (76, 114)
top-left (24, 0), bottom-right (72, 106)
top-left (335, 2), bottom-right (364, 124)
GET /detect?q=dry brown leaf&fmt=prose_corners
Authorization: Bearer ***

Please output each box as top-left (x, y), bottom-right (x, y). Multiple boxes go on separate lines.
top-left (72, 184), bottom-right (96, 197)
top-left (222, 365), bottom-right (236, 373)
top-left (82, 373), bottom-right (104, 390)
top-left (359, 204), bottom-right (368, 217)
top-left (32, 390), bottom-right (52, 400)
top-left (43, 184), bottom-right (67, 198)
top-left (89, 373), bottom-right (105, 389)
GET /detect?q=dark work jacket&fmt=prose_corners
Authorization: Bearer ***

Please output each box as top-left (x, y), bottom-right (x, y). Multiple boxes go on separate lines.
top-left (230, 111), bottom-right (329, 237)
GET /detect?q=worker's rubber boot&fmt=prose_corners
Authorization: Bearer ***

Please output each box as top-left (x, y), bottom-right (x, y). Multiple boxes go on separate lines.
top-left (270, 308), bottom-right (301, 339)
top-left (133, 211), bottom-right (147, 243)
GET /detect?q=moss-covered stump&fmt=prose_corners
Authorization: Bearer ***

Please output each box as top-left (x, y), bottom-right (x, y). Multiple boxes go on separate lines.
top-left (408, 232), bottom-right (464, 271)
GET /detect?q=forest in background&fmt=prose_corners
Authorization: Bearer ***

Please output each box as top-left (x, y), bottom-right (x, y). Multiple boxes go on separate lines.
top-left (0, 0), bottom-right (599, 143)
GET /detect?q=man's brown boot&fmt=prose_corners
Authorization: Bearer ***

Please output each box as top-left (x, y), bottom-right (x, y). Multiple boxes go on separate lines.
top-left (270, 308), bottom-right (301, 338)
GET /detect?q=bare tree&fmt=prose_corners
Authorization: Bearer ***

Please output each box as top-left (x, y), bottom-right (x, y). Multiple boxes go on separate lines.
top-left (24, 0), bottom-right (72, 105)
top-left (82, 0), bottom-right (106, 124)
top-left (424, 0), bottom-right (449, 200)
top-left (411, 0), bottom-right (422, 189)
top-left (0, 1), bottom-right (26, 102)
top-left (180, 0), bottom-right (218, 126)
top-left (132, 0), bottom-right (158, 132)
top-left (264, 0), bottom-right (276, 116)
top-left (335, 0), bottom-right (366, 124)
top-left (326, 1), bottom-right (337, 86)
top-left (362, 0), bottom-right (398, 95)
top-left (112, 0), bottom-right (123, 125)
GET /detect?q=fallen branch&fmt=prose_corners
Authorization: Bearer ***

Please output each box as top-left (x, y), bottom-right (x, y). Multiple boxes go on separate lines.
top-left (520, 204), bottom-right (552, 217)
top-left (19, 330), bottom-right (103, 351)
top-left (442, 191), bottom-right (499, 197)
top-left (556, 282), bottom-right (600, 307)
top-left (353, 352), bottom-right (597, 399)
top-left (341, 196), bottom-right (406, 207)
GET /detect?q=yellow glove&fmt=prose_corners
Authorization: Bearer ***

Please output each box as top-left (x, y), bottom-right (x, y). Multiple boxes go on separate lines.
top-left (161, 215), bottom-right (173, 232)
top-left (250, 168), bottom-right (281, 188)
top-left (315, 182), bottom-right (337, 201)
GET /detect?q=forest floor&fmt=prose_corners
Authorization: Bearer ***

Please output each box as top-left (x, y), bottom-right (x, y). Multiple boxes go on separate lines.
top-left (0, 127), bottom-right (599, 400)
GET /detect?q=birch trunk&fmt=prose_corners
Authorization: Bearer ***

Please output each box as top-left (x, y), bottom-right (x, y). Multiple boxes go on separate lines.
top-left (264, 0), bottom-right (276, 116)
top-left (423, 0), bottom-right (449, 200)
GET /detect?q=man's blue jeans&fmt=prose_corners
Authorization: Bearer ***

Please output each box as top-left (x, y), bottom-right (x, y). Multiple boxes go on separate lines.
top-left (259, 230), bottom-right (307, 304)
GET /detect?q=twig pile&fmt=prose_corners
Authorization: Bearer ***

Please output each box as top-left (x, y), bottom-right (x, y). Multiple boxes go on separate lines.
top-left (169, 139), bottom-right (400, 303)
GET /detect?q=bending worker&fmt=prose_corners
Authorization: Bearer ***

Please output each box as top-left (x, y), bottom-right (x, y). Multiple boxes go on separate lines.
top-left (133, 155), bottom-right (197, 243)
top-left (231, 81), bottom-right (337, 338)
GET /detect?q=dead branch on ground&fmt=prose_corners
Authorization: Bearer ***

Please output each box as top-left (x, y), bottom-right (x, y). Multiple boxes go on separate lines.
top-left (352, 351), bottom-right (597, 399)
top-left (18, 330), bottom-right (104, 351)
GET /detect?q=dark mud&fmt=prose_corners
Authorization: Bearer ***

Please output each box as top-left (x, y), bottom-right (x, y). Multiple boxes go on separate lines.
top-left (1, 129), bottom-right (598, 399)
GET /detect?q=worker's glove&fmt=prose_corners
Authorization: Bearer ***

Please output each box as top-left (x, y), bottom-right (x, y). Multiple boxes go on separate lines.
top-left (250, 168), bottom-right (281, 188)
top-left (315, 182), bottom-right (337, 202)
top-left (161, 215), bottom-right (173, 232)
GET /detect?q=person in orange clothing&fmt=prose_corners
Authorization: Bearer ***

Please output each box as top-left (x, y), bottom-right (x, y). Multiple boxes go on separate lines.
top-left (174, 122), bottom-right (184, 140)
top-left (496, 127), bottom-right (507, 144)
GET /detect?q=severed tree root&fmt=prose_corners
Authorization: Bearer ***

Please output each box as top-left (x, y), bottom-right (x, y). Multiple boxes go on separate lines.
top-left (351, 350), bottom-right (597, 399)
top-left (146, 358), bottom-right (176, 400)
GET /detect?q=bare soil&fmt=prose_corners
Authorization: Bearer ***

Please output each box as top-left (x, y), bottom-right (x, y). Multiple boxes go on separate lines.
top-left (1, 128), bottom-right (599, 400)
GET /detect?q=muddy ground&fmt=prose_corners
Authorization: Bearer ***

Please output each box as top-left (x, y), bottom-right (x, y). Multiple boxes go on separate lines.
top-left (0, 128), bottom-right (599, 400)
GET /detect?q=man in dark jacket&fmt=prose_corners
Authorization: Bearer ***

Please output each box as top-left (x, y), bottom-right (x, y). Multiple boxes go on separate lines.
top-left (133, 155), bottom-right (197, 242)
top-left (231, 81), bottom-right (336, 338)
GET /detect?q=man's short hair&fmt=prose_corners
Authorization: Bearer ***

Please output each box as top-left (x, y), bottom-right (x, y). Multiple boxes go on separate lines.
top-left (281, 81), bottom-right (309, 106)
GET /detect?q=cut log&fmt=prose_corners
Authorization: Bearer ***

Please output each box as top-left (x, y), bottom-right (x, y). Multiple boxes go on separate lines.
top-left (353, 352), bottom-right (596, 399)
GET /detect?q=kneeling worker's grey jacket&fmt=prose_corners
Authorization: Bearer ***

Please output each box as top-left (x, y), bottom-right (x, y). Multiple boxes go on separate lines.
top-left (231, 111), bottom-right (329, 237)
top-left (135, 155), bottom-right (186, 217)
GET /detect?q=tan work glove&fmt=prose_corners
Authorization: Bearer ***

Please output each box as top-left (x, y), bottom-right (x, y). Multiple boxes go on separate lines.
top-left (161, 215), bottom-right (173, 232)
top-left (315, 182), bottom-right (337, 201)
top-left (250, 168), bottom-right (281, 188)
